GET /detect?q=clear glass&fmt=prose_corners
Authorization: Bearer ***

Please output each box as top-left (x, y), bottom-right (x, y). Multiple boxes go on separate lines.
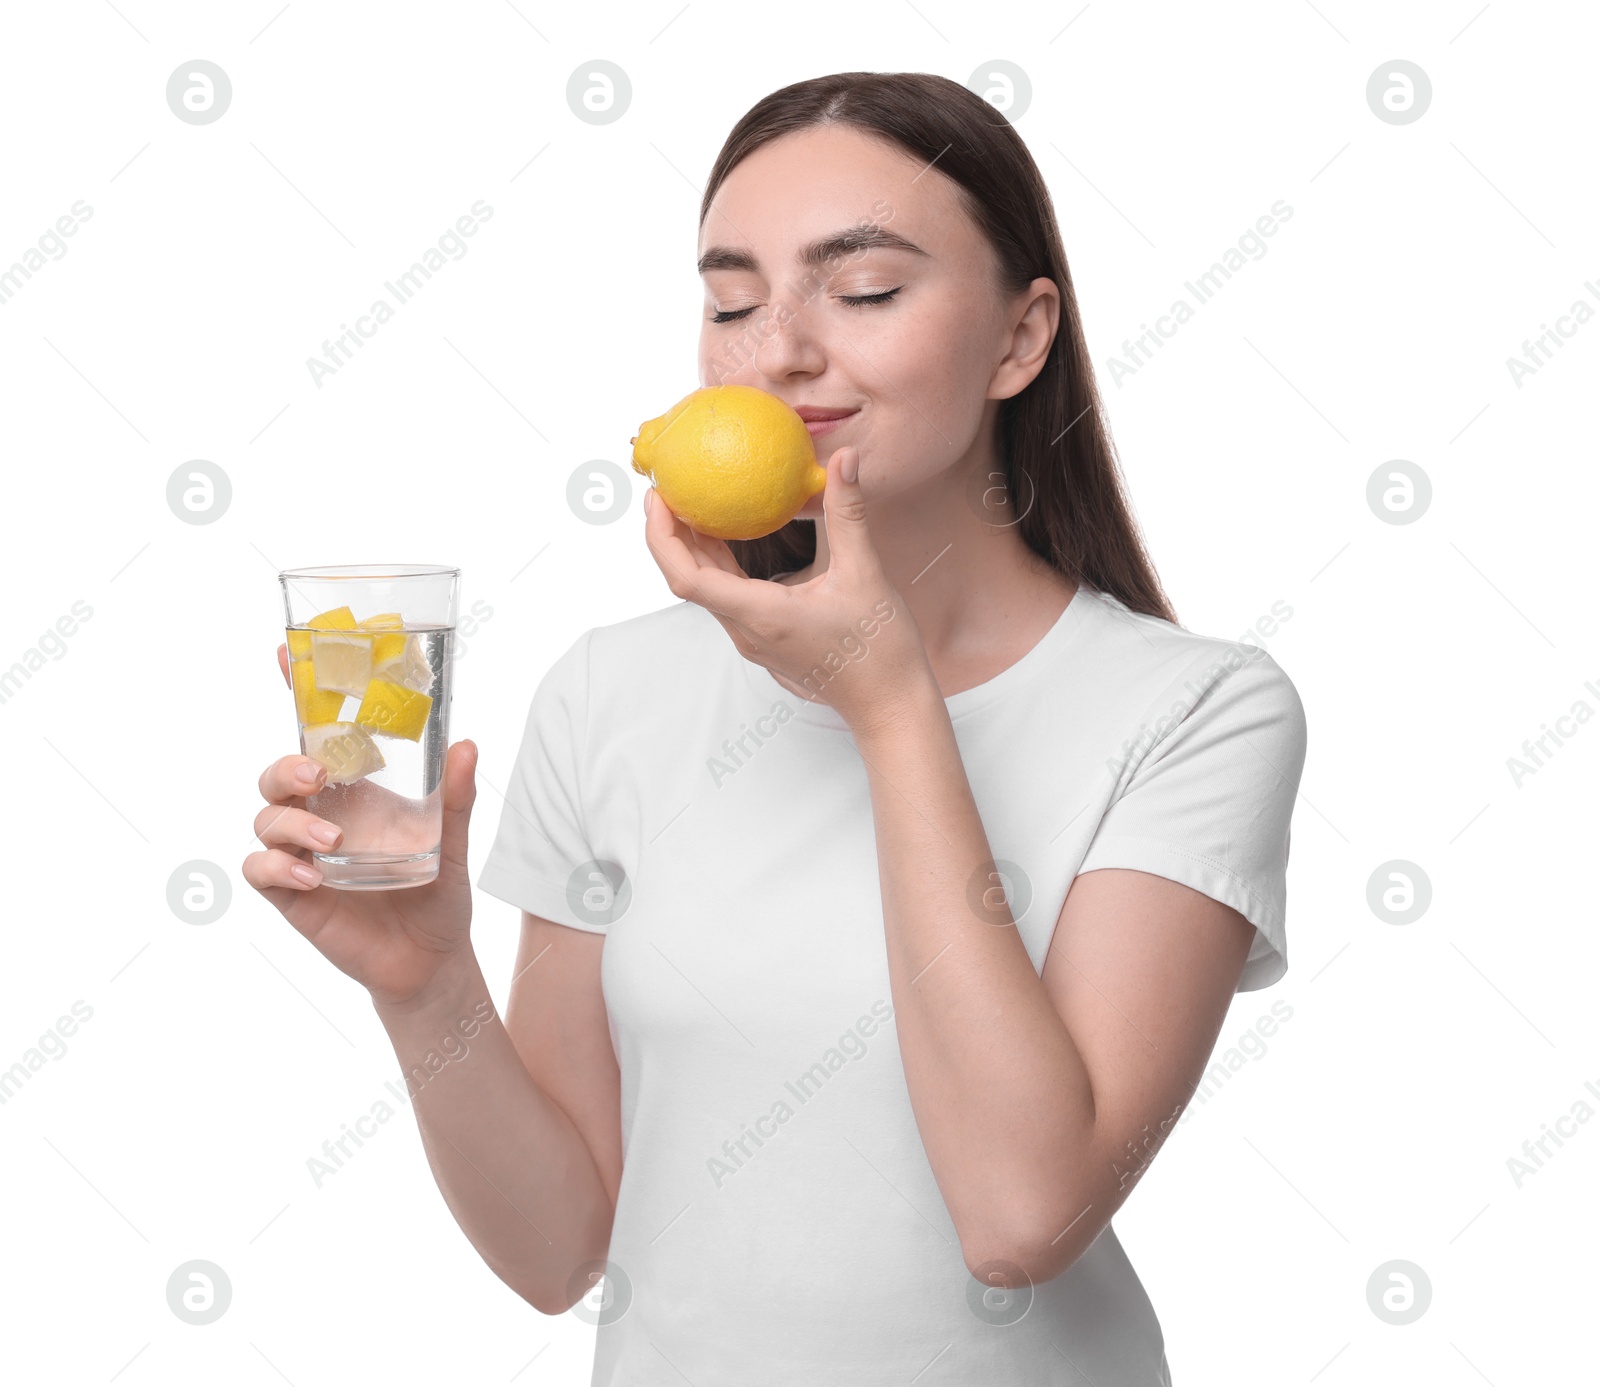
top-left (278, 563), bottom-right (460, 890)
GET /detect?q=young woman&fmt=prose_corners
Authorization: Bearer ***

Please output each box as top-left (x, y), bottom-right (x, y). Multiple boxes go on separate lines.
top-left (247, 72), bottom-right (1306, 1385)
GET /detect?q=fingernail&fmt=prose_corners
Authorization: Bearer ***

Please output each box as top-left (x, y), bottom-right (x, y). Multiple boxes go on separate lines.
top-left (291, 863), bottom-right (321, 886)
top-left (309, 822), bottom-right (340, 846)
top-left (297, 762), bottom-right (324, 787)
top-left (645, 488), bottom-right (655, 514)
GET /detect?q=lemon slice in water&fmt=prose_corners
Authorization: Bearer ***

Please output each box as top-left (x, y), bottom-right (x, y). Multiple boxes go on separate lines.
top-left (355, 678), bottom-right (433, 741)
top-left (356, 613), bottom-right (409, 671)
top-left (374, 635), bottom-right (433, 693)
top-left (291, 657), bottom-right (344, 725)
top-left (310, 631), bottom-right (374, 697)
top-left (303, 722), bottom-right (386, 784)
top-left (288, 604), bottom-right (358, 660)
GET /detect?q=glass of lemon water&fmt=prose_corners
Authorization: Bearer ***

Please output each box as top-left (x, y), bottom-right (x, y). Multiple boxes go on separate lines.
top-left (278, 564), bottom-right (459, 890)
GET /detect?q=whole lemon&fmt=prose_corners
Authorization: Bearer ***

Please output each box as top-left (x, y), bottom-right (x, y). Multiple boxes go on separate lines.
top-left (631, 385), bottom-right (828, 540)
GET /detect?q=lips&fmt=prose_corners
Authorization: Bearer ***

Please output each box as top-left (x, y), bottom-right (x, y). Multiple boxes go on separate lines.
top-left (794, 405), bottom-right (858, 440)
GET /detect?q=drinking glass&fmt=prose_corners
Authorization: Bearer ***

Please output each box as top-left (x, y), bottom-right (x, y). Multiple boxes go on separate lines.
top-left (278, 564), bottom-right (459, 889)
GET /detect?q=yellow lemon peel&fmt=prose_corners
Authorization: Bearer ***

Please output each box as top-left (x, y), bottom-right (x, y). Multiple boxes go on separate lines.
top-left (355, 677), bottom-right (434, 742)
top-left (630, 385), bottom-right (827, 540)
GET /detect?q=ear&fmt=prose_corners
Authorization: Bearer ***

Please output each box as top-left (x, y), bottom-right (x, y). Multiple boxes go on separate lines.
top-left (990, 276), bottom-right (1060, 400)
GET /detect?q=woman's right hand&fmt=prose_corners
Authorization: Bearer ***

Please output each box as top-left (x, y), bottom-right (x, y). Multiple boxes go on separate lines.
top-left (241, 643), bottom-right (481, 1010)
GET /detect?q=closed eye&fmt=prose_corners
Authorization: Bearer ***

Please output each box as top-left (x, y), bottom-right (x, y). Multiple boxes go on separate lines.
top-left (839, 287), bottom-right (902, 308)
top-left (709, 286), bottom-right (903, 325)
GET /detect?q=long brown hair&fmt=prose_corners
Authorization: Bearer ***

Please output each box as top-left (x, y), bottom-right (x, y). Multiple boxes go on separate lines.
top-left (699, 71), bottom-right (1177, 624)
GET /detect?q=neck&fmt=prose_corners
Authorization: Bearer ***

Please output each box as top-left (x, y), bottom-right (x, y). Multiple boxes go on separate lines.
top-left (803, 454), bottom-right (1071, 666)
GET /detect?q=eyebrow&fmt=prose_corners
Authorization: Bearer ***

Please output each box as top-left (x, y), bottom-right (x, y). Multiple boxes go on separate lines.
top-left (697, 224), bottom-right (928, 276)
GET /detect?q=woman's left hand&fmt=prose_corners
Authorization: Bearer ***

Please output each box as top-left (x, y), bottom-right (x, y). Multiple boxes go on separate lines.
top-left (642, 445), bottom-right (933, 734)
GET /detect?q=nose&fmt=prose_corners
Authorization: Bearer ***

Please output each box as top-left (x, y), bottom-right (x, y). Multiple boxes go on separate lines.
top-left (748, 291), bottom-right (827, 385)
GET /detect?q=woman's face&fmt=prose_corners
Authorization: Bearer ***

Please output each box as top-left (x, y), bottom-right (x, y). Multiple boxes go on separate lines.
top-left (697, 124), bottom-right (1050, 521)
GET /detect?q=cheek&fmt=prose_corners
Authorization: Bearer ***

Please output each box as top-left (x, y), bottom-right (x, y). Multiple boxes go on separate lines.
top-left (698, 321), bottom-right (748, 387)
top-left (696, 332), bottom-right (721, 386)
top-left (699, 320), bottom-right (773, 388)
top-left (865, 300), bottom-right (992, 448)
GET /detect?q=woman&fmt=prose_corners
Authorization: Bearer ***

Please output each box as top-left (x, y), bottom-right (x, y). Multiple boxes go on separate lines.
top-left (247, 71), bottom-right (1307, 1385)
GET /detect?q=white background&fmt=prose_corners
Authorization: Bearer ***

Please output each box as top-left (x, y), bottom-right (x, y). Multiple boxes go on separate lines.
top-left (1, 1), bottom-right (1595, 1382)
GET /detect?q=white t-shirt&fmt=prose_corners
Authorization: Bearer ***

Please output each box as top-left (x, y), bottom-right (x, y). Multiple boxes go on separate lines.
top-left (477, 582), bottom-right (1307, 1385)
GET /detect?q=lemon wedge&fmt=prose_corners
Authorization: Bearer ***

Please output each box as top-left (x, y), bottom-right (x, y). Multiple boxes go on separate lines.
top-left (355, 614), bottom-right (406, 668)
top-left (310, 631), bottom-right (374, 697)
top-left (374, 635), bottom-right (433, 693)
top-left (288, 604), bottom-right (358, 661)
top-left (303, 721), bottom-right (386, 784)
top-left (355, 677), bottom-right (433, 741)
top-left (291, 657), bottom-right (344, 725)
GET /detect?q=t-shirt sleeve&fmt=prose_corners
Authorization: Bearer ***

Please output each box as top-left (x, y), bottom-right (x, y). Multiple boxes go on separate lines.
top-left (475, 629), bottom-right (609, 934)
top-left (1076, 646), bottom-right (1308, 991)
